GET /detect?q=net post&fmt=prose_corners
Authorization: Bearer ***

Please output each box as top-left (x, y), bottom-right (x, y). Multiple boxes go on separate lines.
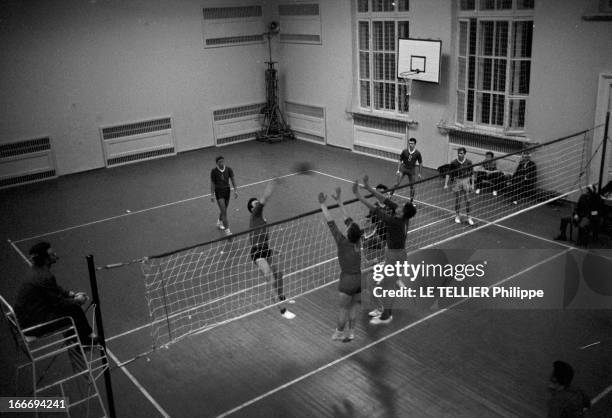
top-left (87, 254), bottom-right (117, 418)
top-left (598, 111), bottom-right (610, 193)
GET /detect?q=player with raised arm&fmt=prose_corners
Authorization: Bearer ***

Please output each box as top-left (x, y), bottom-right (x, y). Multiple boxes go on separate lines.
top-left (444, 147), bottom-right (475, 225)
top-left (247, 180), bottom-right (295, 319)
top-left (353, 175), bottom-right (416, 324)
top-left (319, 188), bottom-right (362, 342)
top-left (210, 156), bottom-right (238, 236)
top-left (394, 137), bottom-right (422, 203)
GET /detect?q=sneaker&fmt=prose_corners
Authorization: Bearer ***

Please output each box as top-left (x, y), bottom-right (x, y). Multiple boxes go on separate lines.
top-left (368, 308), bottom-right (383, 317)
top-left (467, 217), bottom-right (475, 226)
top-left (455, 216), bottom-right (461, 224)
top-left (475, 188), bottom-right (480, 194)
top-left (281, 310), bottom-right (296, 319)
top-left (224, 229), bottom-right (232, 236)
top-left (332, 329), bottom-right (344, 341)
top-left (512, 200), bottom-right (518, 205)
top-left (216, 219), bottom-right (225, 230)
top-left (345, 329), bottom-right (355, 341)
top-left (370, 315), bottom-right (393, 325)
top-left (492, 190), bottom-right (498, 196)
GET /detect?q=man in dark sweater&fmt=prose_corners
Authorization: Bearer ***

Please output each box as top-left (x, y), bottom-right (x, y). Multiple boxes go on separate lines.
top-left (554, 185), bottom-right (602, 245)
top-left (511, 150), bottom-right (537, 205)
top-left (547, 360), bottom-right (590, 417)
top-left (15, 242), bottom-right (97, 345)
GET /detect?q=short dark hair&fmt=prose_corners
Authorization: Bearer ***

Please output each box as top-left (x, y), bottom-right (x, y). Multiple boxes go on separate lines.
top-left (29, 242), bottom-right (51, 267)
top-left (552, 361), bottom-right (574, 387)
top-left (346, 223), bottom-right (362, 243)
top-left (457, 147), bottom-right (467, 154)
top-left (247, 198), bottom-right (258, 212)
top-left (408, 137), bottom-right (417, 144)
top-left (375, 184), bottom-right (389, 192)
top-left (485, 151), bottom-right (494, 157)
top-left (402, 202), bottom-right (417, 220)
top-left (216, 156), bottom-right (224, 163)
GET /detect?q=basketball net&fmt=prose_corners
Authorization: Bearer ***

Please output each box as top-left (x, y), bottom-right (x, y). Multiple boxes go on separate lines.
top-left (399, 70), bottom-right (419, 96)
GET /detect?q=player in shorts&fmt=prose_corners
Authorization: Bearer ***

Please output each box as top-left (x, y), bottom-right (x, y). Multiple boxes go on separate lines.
top-left (394, 137), bottom-right (422, 203)
top-left (210, 156), bottom-right (238, 235)
top-left (319, 187), bottom-right (362, 342)
top-left (444, 147), bottom-right (475, 225)
top-left (354, 175), bottom-right (416, 325)
top-left (247, 179), bottom-right (295, 319)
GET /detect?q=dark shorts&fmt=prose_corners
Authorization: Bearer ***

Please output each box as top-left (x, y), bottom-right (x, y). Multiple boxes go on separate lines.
top-left (399, 165), bottom-right (416, 182)
top-left (339, 272), bottom-right (362, 296)
top-left (251, 244), bottom-right (273, 262)
top-left (215, 188), bottom-right (231, 203)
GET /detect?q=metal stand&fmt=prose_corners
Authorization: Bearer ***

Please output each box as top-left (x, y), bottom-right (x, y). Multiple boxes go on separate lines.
top-left (256, 33), bottom-right (294, 143)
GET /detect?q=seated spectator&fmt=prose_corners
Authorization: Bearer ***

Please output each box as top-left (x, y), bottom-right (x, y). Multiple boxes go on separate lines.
top-left (14, 242), bottom-right (98, 345)
top-left (547, 360), bottom-right (590, 417)
top-left (511, 150), bottom-right (537, 205)
top-left (554, 185), bottom-right (602, 246)
top-left (475, 151), bottom-right (506, 196)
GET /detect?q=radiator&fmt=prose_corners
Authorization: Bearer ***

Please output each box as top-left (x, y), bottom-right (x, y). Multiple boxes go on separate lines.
top-left (100, 117), bottom-right (176, 167)
top-left (213, 103), bottom-right (264, 146)
top-left (0, 137), bottom-right (57, 189)
top-left (285, 101), bottom-right (325, 144)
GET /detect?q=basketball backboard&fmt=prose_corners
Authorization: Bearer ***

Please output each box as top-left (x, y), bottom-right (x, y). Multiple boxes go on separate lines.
top-left (397, 38), bottom-right (441, 83)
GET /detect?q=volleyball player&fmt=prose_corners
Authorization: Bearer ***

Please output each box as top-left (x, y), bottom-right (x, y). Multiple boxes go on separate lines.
top-left (247, 180), bottom-right (295, 319)
top-left (444, 147), bottom-right (475, 225)
top-left (393, 137), bottom-right (422, 203)
top-left (353, 175), bottom-right (416, 324)
top-left (210, 156), bottom-right (238, 235)
top-left (319, 188), bottom-right (362, 341)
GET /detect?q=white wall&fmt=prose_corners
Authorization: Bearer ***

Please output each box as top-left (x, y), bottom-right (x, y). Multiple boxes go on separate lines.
top-left (0, 0), bottom-right (267, 175)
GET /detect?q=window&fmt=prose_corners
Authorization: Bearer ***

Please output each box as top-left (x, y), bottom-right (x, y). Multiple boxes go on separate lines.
top-left (356, 1), bottom-right (410, 115)
top-left (456, 0), bottom-right (533, 131)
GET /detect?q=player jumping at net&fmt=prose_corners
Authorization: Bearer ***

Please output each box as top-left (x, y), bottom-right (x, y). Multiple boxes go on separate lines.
top-left (319, 188), bottom-right (362, 342)
top-left (444, 147), bottom-right (475, 225)
top-left (354, 175), bottom-right (416, 324)
top-left (247, 179), bottom-right (295, 319)
top-left (393, 137), bottom-right (422, 203)
top-left (210, 156), bottom-right (238, 236)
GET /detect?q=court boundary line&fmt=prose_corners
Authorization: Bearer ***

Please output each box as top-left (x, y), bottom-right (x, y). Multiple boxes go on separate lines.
top-left (216, 249), bottom-right (571, 417)
top-left (11, 171), bottom-right (304, 244)
top-left (105, 348), bottom-right (170, 418)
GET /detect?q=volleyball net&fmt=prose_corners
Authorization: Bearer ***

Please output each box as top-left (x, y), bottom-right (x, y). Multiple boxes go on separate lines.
top-left (133, 128), bottom-right (599, 349)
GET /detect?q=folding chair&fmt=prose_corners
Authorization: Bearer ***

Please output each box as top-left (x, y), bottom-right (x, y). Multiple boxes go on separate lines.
top-left (1, 294), bottom-right (108, 417)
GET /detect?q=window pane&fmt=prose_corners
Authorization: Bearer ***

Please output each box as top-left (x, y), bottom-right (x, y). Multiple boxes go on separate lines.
top-left (358, 0), bottom-right (369, 13)
top-left (457, 91), bottom-right (466, 124)
top-left (373, 21), bottom-right (383, 50)
top-left (478, 92), bottom-right (491, 124)
top-left (480, 0), bottom-right (495, 10)
top-left (374, 82), bottom-right (384, 109)
top-left (478, 58), bottom-right (492, 90)
top-left (385, 83), bottom-right (396, 110)
top-left (459, 21), bottom-right (468, 56)
top-left (493, 58), bottom-right (506, 92)
top-left (398, 21), bottom-right (409, 39)
top-left (479, 21), bottom-right (494, 56)
top-left (492, 94), bottom-right (504, 125)
top-left (373, 0), bottom-right (393, 12)
top-left (512, 21), bottom-right (533, 58)
top-left (509, 99), bottom-right (526, 129)
top-left (460, 0), bottom-right (475, 10)
top-left (359, 21), bottom-right (369, 50)
top-left (360, 81), bottom-right (371, 107)
top-left (384, 21), bottom-right (395, 51)
top-left (510, 60), bottom-right (530, 94)
top-left (397, 0), bottom-right (409, 12)
top-left (517, 0), bottom-right (534, 10)
top-left (467, 90), bottom-right (475, 122)
top-left (494, 21), bottom-right (508, 56)
top-left (458, 57), bottom-right (467, 90)
top-left (398, 83), bottom-right (409, 113)
top-left (385, 53), bottom-right (395, 80)
top-left (468, 56), bottom-right (476, 88)
top-left (496, 0), bottom-right (512, 9)
top-left (373, 53), bottom-right (384, 79)
top-left (359, 52), bottom-right (370, 78)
